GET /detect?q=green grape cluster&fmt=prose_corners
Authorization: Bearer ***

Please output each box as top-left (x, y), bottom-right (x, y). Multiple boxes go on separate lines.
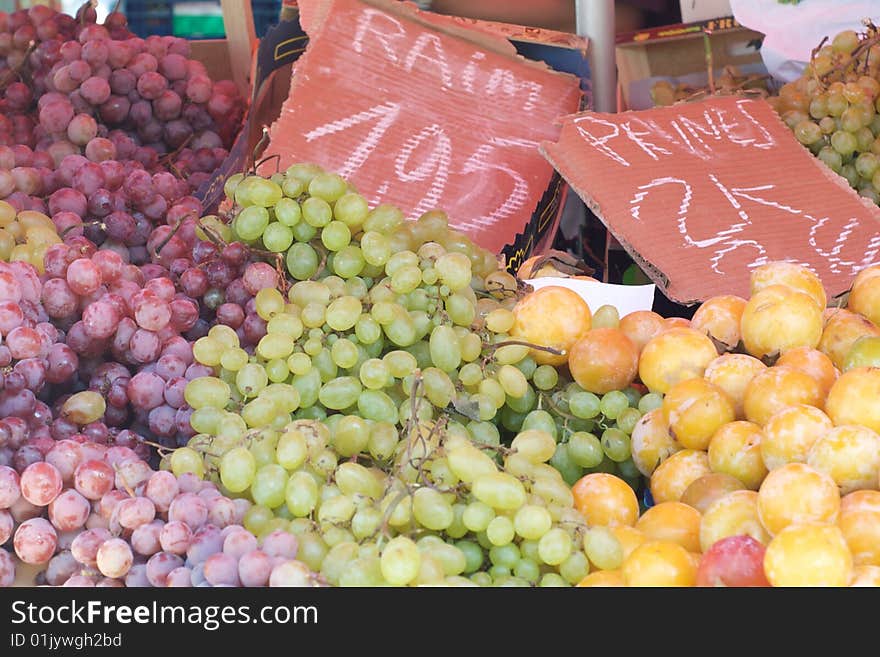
top-left (770, 26), bottom-right (880, 203)
top-left (168, 165), bottom-right (649, 585)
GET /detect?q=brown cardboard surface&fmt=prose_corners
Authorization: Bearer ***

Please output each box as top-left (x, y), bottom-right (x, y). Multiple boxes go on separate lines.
top-left (541, 96), bottom-right (880, 304)
top-left (616, 25), bottom-right (765, 111)
top-left (262, 0), bottom-right (582, 254)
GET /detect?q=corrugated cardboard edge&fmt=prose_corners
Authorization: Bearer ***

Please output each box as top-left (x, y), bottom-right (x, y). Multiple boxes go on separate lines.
top-left (296, 0), bottom-right (579, 83)
top-left (540, 97), bottom-right (880, 306)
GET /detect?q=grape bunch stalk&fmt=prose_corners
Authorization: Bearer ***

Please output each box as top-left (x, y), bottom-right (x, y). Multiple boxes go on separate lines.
top-left (770, 22), bottom-right (880, 204)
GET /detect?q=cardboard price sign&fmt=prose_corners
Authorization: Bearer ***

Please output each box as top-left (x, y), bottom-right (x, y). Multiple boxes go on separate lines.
top-left (542, 96), bottom-right (880, 303)
top-left (263, 0), bottom-right (582, 256)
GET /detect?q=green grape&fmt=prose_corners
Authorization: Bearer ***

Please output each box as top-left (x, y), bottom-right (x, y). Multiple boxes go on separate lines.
top-left (358, 358), bottom-right (389, 389)
top-left (189, 406), bottom-right (224, 434)
top-left (287, 352), bottom-right (311, 376)
top-left (453, 540), bottom-right (484, 574)
top-left (184, 377), bottom-right (231, 409)
top-left (276, 431), bottom-right (308, 471)
top-left (285, 471), bottom-right (319, 517)
top-left (513, 558), bottom-right (540, 582)
top-left (532, 364), bottom-right (559, 391)
top-left (192, 336), bottom-right (223, 366)
top-left (818, 145), bottom-right (843, 172)
top-left (435, 253), bottom-right (472, 291)
top-left (169, 447), bottom-right (204, 478)
top-left (250, 463), bottom-right (287, 508)
top-left (841, 163), bottom-right (860, 188)
top-left (236, 363), bottom-right (268, 398)
top-left (367, 422), bottom-right (398, 461)
top-left (275, 197), bottom-right (302, 226)
top-left (513, 504), bottom-right (552, 540)
top-left (412, 488), bottom-right (454, 530)
top-left (257, 333), bottom-right (295, 361)
top-left (832, 29), bottom-right (859, 54)
top-left (380, 536), bottom-right (421, 586)
top-left (287, 242), bottom-right (319, 280)
top-left (445, 293), bottom-right (476, 326)
top-left (535, 528), bottom-right (572, 566)
top-left (583, 526), bottom-right (624, 570)
top-left (216, 413), bottom-right (247, 441)
top-left (260, 222), bottom-right (292, 252)
top-left (350, 507), bottom-right (383, 540)
top-left (309, 172), bottom-right (348, 203)
top-left (599, 390), bottom-right (629, 420)
top-left (489, 544), bottom-right (520, 569)
top-left (321, 221), bottom-right (351, 252)
top-left (458, 362), bottom-right (483, 387)
top-left (568, 392), bottom-right (601, 420)
top-left (330, 338), bottom-right (359, 369)
top-left (486, 515), bottom-right (515, 546)
top-left (592, 304), bottom-right (620, 328)
top-left (638, 392), bottom-right (664, 413)
top-left (428, 325), bottom-right (462, 372)
top-left (622, 386), bottom-right (641, 408)
top-left (472, 472), bottom-right (527, 511)
top-left (302, 197), bottom-right (333, 228)
top-left (601, 427), bottom-right (632, 462)
top-left (249, 178), bottom-right (283, 207)
top-left (357, 390), bottom-right (398, 424)
top-left (332, 192), bottom-right (369, 229)
top-left (268, 312), bottom-right (304, 339)
top-left (253, 288), bottom-right (284, 320)
top-left (568, 431), bottom-right (604, 468)
top-left (332, 245), bottom-right (365, 279)
top-left (831, 130), bottom-right (858, 157)
top-left (616, 407), bottom-right (642, 434)
top-left (521, 409), bottom-right (557, 438)
top-left (318, 376), bottom-right (362, 410)
top-left (234, 205), bottom-right (270, 241)
top-left (497, 364), bottom-right (528, 399)
top-left (617, 457), bottom-right (641, 480)
top-left (265, 357), bottom-right (291, 383)
top-left (505, 383), bottom-right (536, 414)
top-left (291, 220), bottom-right (317, 242)
top-left (243, 505), bottom-right (274, 536)
top-left (856, 151), bottom-right (880, 180)
top-left (224, 172), bottom-right (244, 199)
top-left (360, 231), bottom-right (391, 267)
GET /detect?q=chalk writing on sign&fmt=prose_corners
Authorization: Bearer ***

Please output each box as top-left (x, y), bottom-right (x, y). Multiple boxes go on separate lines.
top-left (541, 96), bottom-right (880, 302)
top-left (265, 0), bottom-right (581, 254)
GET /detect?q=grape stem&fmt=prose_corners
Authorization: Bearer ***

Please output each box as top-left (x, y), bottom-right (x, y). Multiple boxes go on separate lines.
top-left (813, 23), bottom-right (880, 89)
top-left (485, 340), bottom-right (565, 357)
top-left (309, 242), bottom-right (330, 281)
top-left (0, 40), bottom-right (36, 91)
top-left (152, 212), bottom-right (196, 257)
top-left (158, 133), bottom-right (194, 170)
top-left (245, 128), bottom-right (271, 176)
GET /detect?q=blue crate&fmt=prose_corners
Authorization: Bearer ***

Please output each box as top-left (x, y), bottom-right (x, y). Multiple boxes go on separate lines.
top-left (124, 1), bottom-right (280, 40)
top-left (252, 0), bottom-right (282, 37)
top-left (124, 1), bottom-right (174, 38)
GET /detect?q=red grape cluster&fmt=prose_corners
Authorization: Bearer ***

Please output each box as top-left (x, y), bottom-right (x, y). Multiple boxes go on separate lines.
top-left (0, 6), bottom-right (244, 263)
top-left (39, 238), bottom-right (211, 444)
top-left (0, 443), bottom-right (321, 587)
top-left (0, 259), bottom-right (81, 418)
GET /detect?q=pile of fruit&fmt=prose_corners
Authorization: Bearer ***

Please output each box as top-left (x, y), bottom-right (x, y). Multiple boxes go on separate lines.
top-left (770, 23), bottom-right (880, 204)
top-left (0, 4), bottom-right (878, 588)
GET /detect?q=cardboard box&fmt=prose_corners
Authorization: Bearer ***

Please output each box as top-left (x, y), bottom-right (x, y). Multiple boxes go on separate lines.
top-left (616, 17), bottom-right (766, 111)
top-left (680, 0), bottom-right (733, 23)
top-left (199, 0), bottom-right (594, 272)
top-left (541, 96), bottom-right (880, 304)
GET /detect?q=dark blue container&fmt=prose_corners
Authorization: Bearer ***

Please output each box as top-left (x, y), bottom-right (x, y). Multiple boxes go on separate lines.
top-left (124, 1), bottom-right (281, 39)
top-left (125, 1), bottom-right (174, 38)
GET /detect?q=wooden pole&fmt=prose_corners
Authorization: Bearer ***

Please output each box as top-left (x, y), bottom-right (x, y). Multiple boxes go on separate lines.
top-left (220, 0), bottom-right (258, 98)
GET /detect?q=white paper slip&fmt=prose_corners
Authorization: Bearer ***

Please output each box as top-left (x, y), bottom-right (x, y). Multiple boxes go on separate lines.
top-left (730, 0), bottom-right (877, 83)
top-left (523, 277), bottom-right (656, 318)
